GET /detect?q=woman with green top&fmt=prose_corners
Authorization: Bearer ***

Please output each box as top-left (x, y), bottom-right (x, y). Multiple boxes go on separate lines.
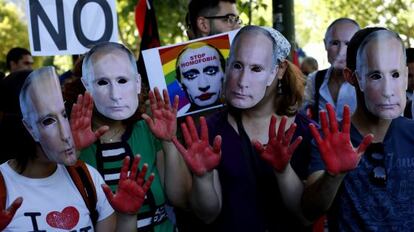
top-left (77, 42), bottom-right (191, 232)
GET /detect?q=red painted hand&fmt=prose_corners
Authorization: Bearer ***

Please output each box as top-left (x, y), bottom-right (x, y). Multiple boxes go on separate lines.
top-left (309, 104), bottom-right (373, 176)
top-left (252, 115), bottom-right (303, 172)
top-left (102, 156), bottom-right (154, 214)
top-left (70, 92), bottom-right (109, 150)
top-left (142, 88), bottom-right (179, 141)
top-left (172, 116), bottom-right (221, 176)
top-left (0, 197), bottom-right (22, 230)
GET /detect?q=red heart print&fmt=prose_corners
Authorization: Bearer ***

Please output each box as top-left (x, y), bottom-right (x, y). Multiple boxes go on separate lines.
top-left (46, 206), bottom-right (80, 230)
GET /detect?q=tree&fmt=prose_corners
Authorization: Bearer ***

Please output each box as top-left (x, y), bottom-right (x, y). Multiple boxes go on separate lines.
top-left (116, 0), bottom-right (188, 56)
top-left (117, 0), bottom-right (272, 56)
top-left (0, 0), bottom-right (29, 71)
top-left (295, 0), bottom-right (414, 48)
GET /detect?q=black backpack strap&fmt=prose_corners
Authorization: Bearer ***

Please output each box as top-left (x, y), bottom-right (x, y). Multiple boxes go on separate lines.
top-left (312, 69), bottom-right (328, 122)
top-left (66, 161), bottom-right (99, 226)
top-left (404, 100), bottom-right (412, 119)
top-left (0, 170), bottom-right (6, 210)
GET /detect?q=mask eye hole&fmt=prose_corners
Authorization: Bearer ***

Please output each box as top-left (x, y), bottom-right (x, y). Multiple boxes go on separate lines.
top-left (97, 80), bottom-right (108, 86)
top-left (41, 117), bottom-right (56, 126)
top-left (118, 78), bottom-right (128, 84)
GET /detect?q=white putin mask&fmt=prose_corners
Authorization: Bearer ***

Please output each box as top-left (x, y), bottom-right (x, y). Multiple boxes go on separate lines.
top-left (82, 50), bottom-right (141, 121)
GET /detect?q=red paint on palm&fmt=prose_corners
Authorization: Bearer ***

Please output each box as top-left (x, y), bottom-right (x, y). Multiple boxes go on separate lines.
top-left (142, 88), bottom-right (179, 141)
top-left (102, 156), bottom-right (154, 214)
top-left (252, 115), bottom-right (302, 172)
top-left (309, 104), bottom-right (373, 175)
top-left (70, 92), bottom-right (109, 150)
top-left (0, 197), bottom-right (22, 231)
top-left (172, 116), bottom-right (221, 176)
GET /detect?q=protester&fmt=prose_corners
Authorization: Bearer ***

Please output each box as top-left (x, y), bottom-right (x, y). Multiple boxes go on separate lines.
top-left (302, 27), bottom-right (413, 231)
top-left (404, 48), bottom-right (414, 118)
top-left (300, 56), bottom-right (318, 76)
top-left (172, 25), bottom-right (314, 232)
top-left (175, 42), bottom-right (225, 113)
top-left (80, 42), bottom-right (191, 232)
top-left (0, 70), bottom-right (32, 162)
top-left (186, 0), bottom-right (241, 39)
top-left (303, 18), bottom-right (360, 121)
top-left (0, 66), bottom-right (153, 231)
top-left (5, 47), bottom-right (33, 74)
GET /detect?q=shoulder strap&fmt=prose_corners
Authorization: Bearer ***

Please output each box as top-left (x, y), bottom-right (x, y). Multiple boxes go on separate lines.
top-left (0, 171), bottom-right (6, 210)
top-left (312, 69), bottom-right (328, 122)
top-left (66, 161), bottom-right (99, 226)
top-left (404, 100), bottom-right (412, 118)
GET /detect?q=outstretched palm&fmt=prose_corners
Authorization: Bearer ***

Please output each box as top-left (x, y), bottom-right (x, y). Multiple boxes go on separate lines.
top-left (172, 116), bottom-right (221, 176)
top-left (70, 92), bottom-right (108, 150)
top-left (0, 197), bottom-right (22, 230)
top-left (142, 88), bottom-right (179, 141)
top-left (309, 104), bottom-right (373, 175)
top-left (102, 156), bottom-right (154, 214)
top-left (253, 115), bottom-right (302, 172)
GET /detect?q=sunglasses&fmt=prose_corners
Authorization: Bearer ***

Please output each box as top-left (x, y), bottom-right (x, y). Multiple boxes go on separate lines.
top-left (366, 143), bottom-right (387, 186)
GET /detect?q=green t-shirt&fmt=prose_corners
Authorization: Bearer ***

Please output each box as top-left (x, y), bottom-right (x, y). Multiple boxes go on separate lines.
top-left (80, 120), bottom-right (174, 232)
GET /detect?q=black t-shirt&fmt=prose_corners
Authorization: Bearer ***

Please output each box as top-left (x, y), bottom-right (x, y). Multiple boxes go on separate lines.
top-left (176, 110), bottom-right (313, 232)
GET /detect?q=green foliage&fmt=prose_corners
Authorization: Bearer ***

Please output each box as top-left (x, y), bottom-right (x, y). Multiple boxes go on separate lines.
top-left (0, 0), bottom-right (271, 73)
top-left (0, 0), bottom-right (47, 73)
top-left (117, 0), bottom-right (272, 55)
top-left (0, 0), bottom-right (29, 71)
top-left (116, 0), bottom-right (188, 55)
top-left (295, 0), bottom-right (414, 48)
top-left (238, 0), bottom-right (272, 26)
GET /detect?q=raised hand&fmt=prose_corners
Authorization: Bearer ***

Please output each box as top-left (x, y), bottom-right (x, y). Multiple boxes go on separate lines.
top-left (0, 197), bottom-right (23, 230)
top-left (142, 87), bottom-right (179, 141)
top-left (252, 115), bottom-right (303, 172)
top-left (172, 116), bottom-right (221, 176)
top-left (102, 156), bottom-right (154, 214)
top-left (70, 92), bottom-right (109, 150)
top-left (309, 104), bottom-right (373, 176)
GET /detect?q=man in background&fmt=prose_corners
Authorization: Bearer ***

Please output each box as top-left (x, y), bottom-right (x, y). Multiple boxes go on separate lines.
top-left (6, 47), bottom-right (33, 74)
top-left (186, 0), bottom-right (241, 39)
top-left (301, 56), bottom-right (318, 76)
top-left (302, 18), bottom-right (359, 122)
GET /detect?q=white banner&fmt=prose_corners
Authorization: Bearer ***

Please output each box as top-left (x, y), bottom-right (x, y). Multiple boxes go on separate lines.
top-left (26, 0), bottom-right (118, 56)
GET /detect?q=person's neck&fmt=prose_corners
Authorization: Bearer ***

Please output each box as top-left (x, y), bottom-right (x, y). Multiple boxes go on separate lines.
top-left (9, 147), bottom-right (58, 178)
top-left (351, 106), bottom-right (392, 143)
top-left (329, 67), bottom-right (345, 83)
top-left (229, 95), bottom-right (296, 143)
top-left (93, 115), bottom-right (126, 143)
top-left (242, 98), bottom-right (276, 121)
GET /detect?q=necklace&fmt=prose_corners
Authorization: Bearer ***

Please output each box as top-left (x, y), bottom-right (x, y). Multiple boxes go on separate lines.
top-left (101, 126), bottom-right (125, 143)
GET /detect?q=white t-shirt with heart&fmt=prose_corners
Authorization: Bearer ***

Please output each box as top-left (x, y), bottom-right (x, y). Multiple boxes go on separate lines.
top-left (0, 162), bottom-right (114, 232)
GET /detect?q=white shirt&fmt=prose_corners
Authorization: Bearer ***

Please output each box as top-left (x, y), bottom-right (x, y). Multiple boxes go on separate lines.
top-left (302, 67), bottom-right (357, 121)
top-left (1, 162), bottom-right (114, 232)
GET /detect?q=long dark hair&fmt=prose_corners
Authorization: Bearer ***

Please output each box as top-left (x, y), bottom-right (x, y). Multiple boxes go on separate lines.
top-left (0, 70), bottom-right (37, 173)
